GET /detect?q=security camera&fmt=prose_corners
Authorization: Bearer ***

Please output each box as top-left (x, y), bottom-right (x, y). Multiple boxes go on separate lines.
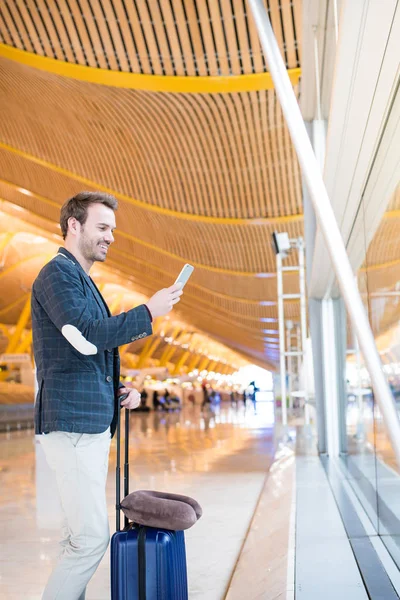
top-left (272, 231), bottom-right (291, 257)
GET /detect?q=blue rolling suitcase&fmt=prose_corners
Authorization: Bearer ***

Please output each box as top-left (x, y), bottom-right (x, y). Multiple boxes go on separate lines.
top-left (111, 408), bottom-right (189, 600)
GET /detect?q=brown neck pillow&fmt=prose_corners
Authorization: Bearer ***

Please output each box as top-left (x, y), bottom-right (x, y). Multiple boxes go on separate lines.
top-left (120, 490), bottom-right (202, 531)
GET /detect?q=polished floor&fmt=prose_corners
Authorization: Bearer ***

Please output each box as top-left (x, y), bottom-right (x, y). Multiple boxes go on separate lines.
top-left (0, 401), bottom-right (285, 600)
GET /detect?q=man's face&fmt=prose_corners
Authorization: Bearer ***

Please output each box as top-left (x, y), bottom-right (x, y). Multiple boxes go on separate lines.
top-left (76, 203), bottom-right (116, 263)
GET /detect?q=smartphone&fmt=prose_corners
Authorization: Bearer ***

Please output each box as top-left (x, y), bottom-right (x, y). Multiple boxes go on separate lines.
top-left (175, 263), bottom-right (194, 289)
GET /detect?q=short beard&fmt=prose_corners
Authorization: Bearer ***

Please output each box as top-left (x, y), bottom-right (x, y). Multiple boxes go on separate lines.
top-left (79, 230), bottom-right (104, 263)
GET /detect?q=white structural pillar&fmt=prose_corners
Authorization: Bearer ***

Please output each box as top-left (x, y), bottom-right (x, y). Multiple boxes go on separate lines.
top-left (354, 330), bottom-right (365, 439)
top-left (298, 239), bottom-right (310, 426)
top-left (277, 252), bottom-right (288, 427)
top-left (286, 325), bottom-right (293, 410)
top-left (247, 0), bottom-right (400, 467)
top-left (322, 299), bottom-right (340, 458)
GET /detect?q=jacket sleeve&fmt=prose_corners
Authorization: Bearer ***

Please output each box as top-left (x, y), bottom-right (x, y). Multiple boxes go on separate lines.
top-left (33, 259), bottom-right (152, 355)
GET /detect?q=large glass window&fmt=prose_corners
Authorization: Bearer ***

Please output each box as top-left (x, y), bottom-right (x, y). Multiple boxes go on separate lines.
top-left (341, 182), bottom-right (400, 563)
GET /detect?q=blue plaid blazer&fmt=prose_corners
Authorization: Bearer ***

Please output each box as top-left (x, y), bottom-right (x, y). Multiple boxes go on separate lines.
top-left (32, 248), bottom-right (152, 436)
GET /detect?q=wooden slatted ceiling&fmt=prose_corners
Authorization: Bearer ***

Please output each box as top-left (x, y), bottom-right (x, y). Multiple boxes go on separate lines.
top-left (0, 3), bottom-right (304, 367)
top-left (0, 137), bottom-right (303, 276)
top-left (0, 0), bottom-right (301, 74)
top-left (0, 133), bottom-right (302, 365)
top-left (0, 59), bottom-right (302, 220)
top-left (0, 180), bottom-right (302, 304)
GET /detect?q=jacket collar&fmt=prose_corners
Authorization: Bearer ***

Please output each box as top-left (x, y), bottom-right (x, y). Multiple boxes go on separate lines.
top-left (57, 247), bottom-right (89, 279)
top-left (57, 248), bottom-right (109, 316)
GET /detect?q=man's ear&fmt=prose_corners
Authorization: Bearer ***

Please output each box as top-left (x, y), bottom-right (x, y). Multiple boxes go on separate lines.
top-left (67, 217), bottom-right (80, 237)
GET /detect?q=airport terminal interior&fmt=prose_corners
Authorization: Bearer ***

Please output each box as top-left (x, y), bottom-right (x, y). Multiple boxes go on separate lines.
top-left (1, 0), bottom-right (400, 598)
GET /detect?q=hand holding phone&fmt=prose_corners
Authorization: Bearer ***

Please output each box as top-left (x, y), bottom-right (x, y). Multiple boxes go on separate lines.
top-left (145, 264), bottom-right (193, 319)
top-left (174, 264), bottom-right (194, 289)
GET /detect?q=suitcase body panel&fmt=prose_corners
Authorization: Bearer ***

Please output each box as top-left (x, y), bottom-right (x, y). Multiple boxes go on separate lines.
top-left (111, 524), bottom-right (188, 600)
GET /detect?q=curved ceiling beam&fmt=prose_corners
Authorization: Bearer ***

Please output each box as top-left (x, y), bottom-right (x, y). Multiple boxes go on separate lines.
top-left (0, 44), bottom-right (301, 95)
top-left (384, 211), bottom-right (400, 219)
top-left (360, 259), bottom-right (400, 272)
top-left (0, 143), bottom-right (303, 227)
top-left (0, 180), bottom-right (299, 277)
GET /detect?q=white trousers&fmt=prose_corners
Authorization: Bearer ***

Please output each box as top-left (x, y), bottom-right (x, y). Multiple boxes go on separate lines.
top-left (39, 428), bottom-right (111, 600)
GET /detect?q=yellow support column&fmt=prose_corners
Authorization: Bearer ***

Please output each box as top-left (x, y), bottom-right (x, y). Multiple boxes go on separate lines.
top-left (15, 330), bottom-right (33, 354)
top-left (136, 337), bottom-right (162, 368)
top-left (187, 354), bottom-right (201, 372)
top-left (7, 295), bottom-right (31, 353)
top-left (125, 353), bottom-right (137, 369)
top-left (197, 357), bottom-right (211, 373)
top-left (135, 318), bottom-right (163, 368)
top-left (0, 324), bottom-right (10, 340)
top-left (172, 351), bottom-right (191, 376)
top-left (163, 331), bottom-right (193, 366)
top-left (161, 346), bottom-right (177, 367)
top-left (135, 337), bottom-right (153, 368)
top-left (159, 327), bottom-right (182, 366)
top-left (207, 361), bottom-right (217, 373)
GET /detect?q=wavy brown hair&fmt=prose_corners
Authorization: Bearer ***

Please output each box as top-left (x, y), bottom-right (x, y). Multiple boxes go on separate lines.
top-left (60, 191), bottom-right (118, 240)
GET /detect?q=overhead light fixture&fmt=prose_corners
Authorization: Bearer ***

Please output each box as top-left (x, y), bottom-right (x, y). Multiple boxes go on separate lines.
top-left (272, 231), bottom-right (291, 258)
top-left (17, 187), bottom-right (33, 197)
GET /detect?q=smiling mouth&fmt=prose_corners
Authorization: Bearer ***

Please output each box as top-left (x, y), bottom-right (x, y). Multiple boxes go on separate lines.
top-left (99, 244), bottom-right (109, 252)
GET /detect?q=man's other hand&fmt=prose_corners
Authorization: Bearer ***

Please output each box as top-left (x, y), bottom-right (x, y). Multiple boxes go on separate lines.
top-left (119, 387), bottom-right (140, 410)
top-left (146, 283), bottom-right (183, 318)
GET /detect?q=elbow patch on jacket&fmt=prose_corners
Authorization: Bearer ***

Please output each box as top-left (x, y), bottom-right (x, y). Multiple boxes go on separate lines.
top-left (61, 324), bottom-right (98, 355)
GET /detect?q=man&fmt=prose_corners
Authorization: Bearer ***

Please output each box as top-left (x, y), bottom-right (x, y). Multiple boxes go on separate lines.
top-left (32, 191), bottom-right (182, 600)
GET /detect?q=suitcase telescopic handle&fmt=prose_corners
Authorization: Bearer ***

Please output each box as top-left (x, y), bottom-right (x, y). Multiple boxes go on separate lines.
top-left (116, 399), bottom-right (130, 532)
